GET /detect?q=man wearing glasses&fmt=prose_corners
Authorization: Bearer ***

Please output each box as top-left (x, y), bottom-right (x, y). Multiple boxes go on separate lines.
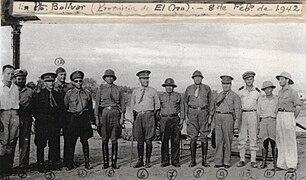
top-left (95, 69), bottom-right (125, 169)
top-left (64, 71), bottom-right (94, 170)
top-left (131, 70), bottom-right (160, 168)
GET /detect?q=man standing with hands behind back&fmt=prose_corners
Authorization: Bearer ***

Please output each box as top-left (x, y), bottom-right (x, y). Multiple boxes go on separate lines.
top-left (275, 72), bottom-right (301, 172)
top-left (237, 71), bottom-right (260, 168)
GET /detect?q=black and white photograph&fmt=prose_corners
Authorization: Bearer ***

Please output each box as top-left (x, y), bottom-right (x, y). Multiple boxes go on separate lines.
top-left (1, 2), bottom-right (306, 179)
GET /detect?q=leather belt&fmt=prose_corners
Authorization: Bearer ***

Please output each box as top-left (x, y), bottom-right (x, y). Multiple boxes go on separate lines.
top-left (278, 108), bottom-right (293, 112)
top-left (161, 113), bottom-right (178, 117)
top-left (137, 110), bottom-right (154, 114)
top-left (262, 116), bottom-right (276, 119)
top-left (242, 109), bottom-right (256, 112)
top-left (216, 111), bottom-right (233, 114)
top-left (103, 106), bottom-right (119, 110)
top-left (189, 106), bottom-right (207, 110)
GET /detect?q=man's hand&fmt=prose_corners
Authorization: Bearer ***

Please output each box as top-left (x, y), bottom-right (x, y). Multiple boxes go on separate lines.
top-left (0, 121), bottom-right (4, 132)
top-left (208, 116), bottom-right (213, 125)
top-left (119, 115), bottom-right (124, 126)
top-left (179, 118), bottom-right (184, 130)
top-left (234, 127), bottom-right (239, 135)
top-left (95, 117), bottom-right (100, 127)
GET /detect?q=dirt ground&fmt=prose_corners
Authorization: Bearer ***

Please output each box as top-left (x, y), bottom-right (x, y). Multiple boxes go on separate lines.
top-left (7, 110), bottom-right (306, 180)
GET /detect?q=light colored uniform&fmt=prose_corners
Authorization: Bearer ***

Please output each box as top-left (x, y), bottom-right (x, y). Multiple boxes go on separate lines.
top-left (276, 85), bottom-right (301, 169)
top-left (238, 86), bottom-right (260, 162)
top-left (130, 86), bottom-right (160, 141)
top-left (0, 81), bottom-right (20, 156)
top-left (257, 95), bottom-right (278, 147)
top-left (214, 90), bottom-right (241, 166)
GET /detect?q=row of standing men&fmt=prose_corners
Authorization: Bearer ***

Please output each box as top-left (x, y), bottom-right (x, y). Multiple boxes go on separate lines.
top-left (0, 65), bottom-right (301, 178)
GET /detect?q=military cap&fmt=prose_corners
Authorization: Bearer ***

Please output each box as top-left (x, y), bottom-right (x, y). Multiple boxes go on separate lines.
top-left (162, 78), bottom-right (177, 87)
top-left (41, 72), bottom-right (57, 82)
top-left (220, 75), bottom-right (233, 83)
top-left (192, 70), bottom-right (203, 79)
top-left (242, 71), bottom-right (256, 79)
top-left (276, 72), bottom-right (294, 85)
top-left (56, 67), bottom-right (66, 74)
top-left (70, 71), bottom-right (84, 81)
top-left (136, 70), bottom-right (151, 78)
top-left (261, 81), bottom-right (276, 90)
top-left (103, 69), bottom-right (117, 81)
top-left (14, 69), bottom-right (28, 77)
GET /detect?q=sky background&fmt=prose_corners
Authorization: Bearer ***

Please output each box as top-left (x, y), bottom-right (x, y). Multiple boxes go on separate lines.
top-left (1, 23), bottom-right (306, 93)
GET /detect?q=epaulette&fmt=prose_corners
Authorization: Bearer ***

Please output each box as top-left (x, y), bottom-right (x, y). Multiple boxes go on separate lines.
top-left (255, 88), bottom-right (261, 92)
top-left (238, 86), bottom-right (244, 91)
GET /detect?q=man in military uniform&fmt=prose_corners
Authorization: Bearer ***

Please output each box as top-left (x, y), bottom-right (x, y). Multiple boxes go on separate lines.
top-left (237, 71), bottom-right (260, 168)
top-left (257, 81), bottom-right (278, 169)
top-left (213, 75), bottom-right (241, 168)
top-left (64, 71), bottom-right (94, 170)
top-left (32, 72), bottom-right (63, 172)
top-left (0, 65), bottom-right (20, 178)
top-left (131, 70), bottom-right (160, 168)
top-left (275, 72), bottom-right (301, 172)
top-left (95, 69), bottom-right (125, 169)
top-left (159, 78), bottom-right (184, 167)
top-left (54, 67), bottom-right (73, 167)
top-left (14, 69), bottom-right (35, 171)
top-left (184, 70), bottom-right (213, 167)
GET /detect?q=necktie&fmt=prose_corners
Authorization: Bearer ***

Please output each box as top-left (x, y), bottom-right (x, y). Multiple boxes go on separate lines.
top-left (216, 92), bottom-right (227, 107)
top-left (195, 85), bottom-right (200, 98)
top-left (49, 90), bottom-right (58, 107)
top-left (138, 88), bottom-right (146, 104)
top-left (109, 85), bottom-right (117, 104)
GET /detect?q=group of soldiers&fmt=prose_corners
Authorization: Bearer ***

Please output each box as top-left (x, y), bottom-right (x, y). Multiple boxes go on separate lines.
top-left (0, 64), bottom-right (302, 178)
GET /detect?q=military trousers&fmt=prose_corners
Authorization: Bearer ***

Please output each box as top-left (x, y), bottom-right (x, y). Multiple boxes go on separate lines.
top-left (160, 116), bottom-right (180, 165)
top-left (214, 113), bottom-right (234, 166)
top-left (18, 111), bottom-right (33, 167)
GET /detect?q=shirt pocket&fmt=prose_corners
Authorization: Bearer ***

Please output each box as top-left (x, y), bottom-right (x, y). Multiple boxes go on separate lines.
top-left (69, 96), bottom-right (78, 111)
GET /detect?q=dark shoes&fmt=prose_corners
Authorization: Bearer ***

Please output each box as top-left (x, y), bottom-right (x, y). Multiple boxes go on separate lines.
top-left (133, 161), bottom-right (144, 168)
top-left (251, 162), bottom-right (258, 168)
top-left (224, 165), bottom-right (231, 169)
top-left (237, 161), bottom-right (245, 167)
top-left (161, 162), bottom-right (170, 167)
top-left (202, 160), bottom-right (210, 167)
top-left (214, 165), bottom-right (223, 168)
top-left (189, 161), bottom-right (197, 167)
top-left (172, 163), bottom-right (180, 167)
top-left (287, 168), bottom-right (296, 173)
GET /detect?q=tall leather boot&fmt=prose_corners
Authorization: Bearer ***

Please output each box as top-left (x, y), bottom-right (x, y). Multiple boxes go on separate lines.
top-left (201, 142), bottom-right (210, 167)
top-left (133, 142), bottom-right (144, 168)
top-left (260, 148), bottom-right (268, 169)
top-left (83, 141), bottom-right (93, 170)
top-left (145, 141), bottom-right (152, 168)
top-left (102, 142), bottom-right (109, 169)
top-left (272, 148), bottom-right (277, 169)
top-left (111, 143), bottom-right (119, 169)
top-left (2, 155), bottom-right (10, 178)
top-left (189, 141), bottom-right (196, 167)
top-left (37, 148), bottom-right (46, 173)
